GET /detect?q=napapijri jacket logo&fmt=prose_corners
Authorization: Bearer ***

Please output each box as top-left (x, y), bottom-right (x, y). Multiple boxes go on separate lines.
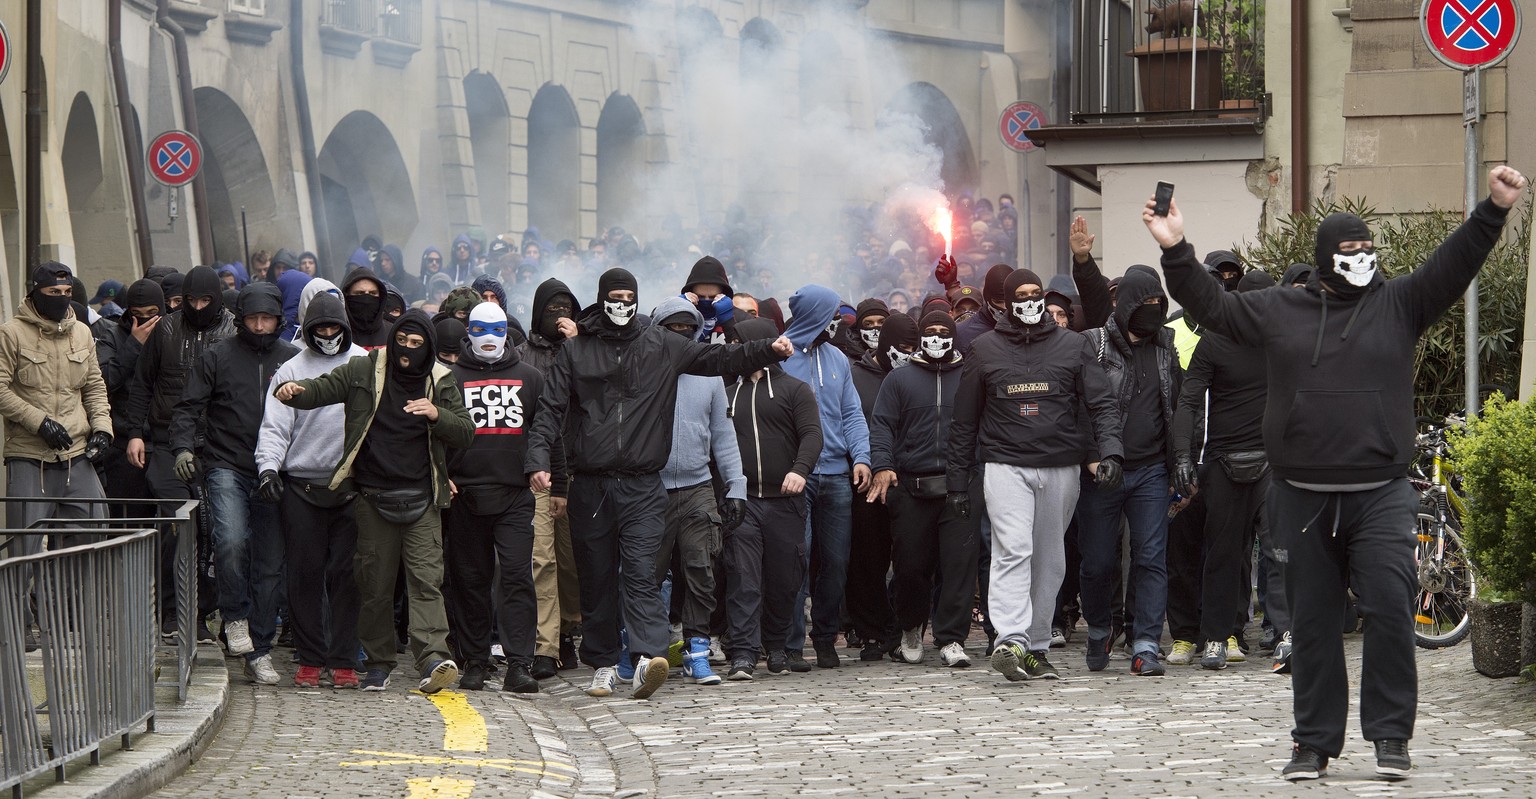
top-left (1006, 382), bottom-right (1050, 395)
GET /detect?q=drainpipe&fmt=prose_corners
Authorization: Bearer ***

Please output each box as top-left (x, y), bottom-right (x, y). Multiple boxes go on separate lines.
top-left (155, 0), bottom-right (214, 264)
top-left (111, 0), bottom-right (155, 272)
top-left (1291, 1), bottom-right (1307, 212)
top-left (24, 0), bottom-right (41, 270)
top-left (290, 0), bottom-right (330, 276)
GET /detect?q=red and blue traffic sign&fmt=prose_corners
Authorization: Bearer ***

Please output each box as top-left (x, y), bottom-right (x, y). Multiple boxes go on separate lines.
top-left (999, 101), bottom-right (1047, 153)
top-left (147, 130), bottom-right (202, 187)
top-left (1421, 0), bottom-right (1522, 70)
top-left (0, 21), bottom-right (11, 86)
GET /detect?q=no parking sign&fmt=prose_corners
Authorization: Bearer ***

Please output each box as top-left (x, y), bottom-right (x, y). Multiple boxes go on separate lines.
top-left (147, 130), bottom-right (203, 187)
top-left (999, 101), bottom-right (1047, 153)
top-left (1421, 0), bottom-right (1521, 70)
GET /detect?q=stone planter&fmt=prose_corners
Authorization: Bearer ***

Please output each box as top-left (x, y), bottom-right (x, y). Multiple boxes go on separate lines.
top-left (1470, 599), bottom-right (1524, 677)
top-left (1127, 37), bottom-right (1226, 113)
top-left (1522, 602), bottom-right (1536, 671)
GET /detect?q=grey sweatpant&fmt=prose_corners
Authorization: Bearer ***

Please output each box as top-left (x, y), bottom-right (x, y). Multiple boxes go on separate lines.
top-left (983, 463), bottom-right (1079, 653)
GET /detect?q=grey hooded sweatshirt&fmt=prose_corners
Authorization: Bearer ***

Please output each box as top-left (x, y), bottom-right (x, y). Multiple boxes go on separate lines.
top-left (653, 295), bottom-right (747, 500)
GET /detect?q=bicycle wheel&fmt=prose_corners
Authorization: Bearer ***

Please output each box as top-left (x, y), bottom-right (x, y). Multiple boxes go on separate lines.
top-left (1413, 511), bottom-right (1476, 648)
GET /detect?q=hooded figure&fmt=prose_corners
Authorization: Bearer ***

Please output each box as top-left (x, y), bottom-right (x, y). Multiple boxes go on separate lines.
top-left (218, 262), bottom-right (250, 291)
top-left (471, 274), bottom-right (508, 311)
top-left (435, 317), bottom-right (467, 364)
top-left (221, 288), bottom-right (241, 314)
top-left (160, 271), bottom-right (186, 311)
top-left (519, 277), bottom-right (581, 374)
top-left (1281, 263), bottom-right (1313, 288)
top-left (98, 278), bottom-right (166, 450)
top-left (378, 244), bottom-right (425, 304)
top-left (276, 268), bottom-right (313, 341)
top-left (1313, 212), bottom-right (1380, 301)
top-left (1204, 250), bottom-right (1244, 292)
top-left (341, 266), bottom-right (390, 349)
top-left (448, 233), bottom-right (479, 285)
top-left (182, 265), bottom-right (229, 331)
top-left (956, 263), bottom-right (1014, 354)
top-left (383, 286), bottom-right (407, 324)
top-left (293, 278), bottom-right (343, 341)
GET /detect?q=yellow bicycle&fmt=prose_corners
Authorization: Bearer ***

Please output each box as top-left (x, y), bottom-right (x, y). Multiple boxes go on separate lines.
top-left (1409, 416), bottom-right (1476, 649)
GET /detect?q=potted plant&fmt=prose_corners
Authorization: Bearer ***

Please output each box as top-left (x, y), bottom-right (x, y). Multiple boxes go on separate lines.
top-left (1203, 0), bottom-right (1265, 115)
top-left (1447, 393), bottom-right (1536, 677)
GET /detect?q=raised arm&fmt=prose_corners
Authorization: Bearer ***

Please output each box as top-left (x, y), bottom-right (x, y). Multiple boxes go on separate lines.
top-left (1397, 167), bottom-right (1526, 334)
top-left (1145, 198), bottom-right (1266, 346)
top-left (1070, 216), bottom-right (1111, 330)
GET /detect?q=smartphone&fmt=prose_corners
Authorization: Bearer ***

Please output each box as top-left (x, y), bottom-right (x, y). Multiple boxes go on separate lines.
top-left (1153, 181), bottom-right (1175, 217)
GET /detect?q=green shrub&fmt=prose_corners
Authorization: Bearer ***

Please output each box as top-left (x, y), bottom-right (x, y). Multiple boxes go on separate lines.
top-left (1447, 393), bottom-right (1536, 603)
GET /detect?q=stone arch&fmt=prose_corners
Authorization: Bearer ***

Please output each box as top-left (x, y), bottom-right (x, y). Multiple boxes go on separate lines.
top-left (596, 93), bottom-right (646, 235)
top-left (0, 103), bottom-right (18, 278)
top-left (464, 71), bottom-right (511, 236)
top-left (317, 110), bottom-right (417, 279)
top-left (525, 83), bottom-right (580, 244)
top-left (193, 87), bottom-right (278, 264)
top-left (883, 82), bottom-right (979, 197)
top-left (61, 92), bottom-right (112, 272)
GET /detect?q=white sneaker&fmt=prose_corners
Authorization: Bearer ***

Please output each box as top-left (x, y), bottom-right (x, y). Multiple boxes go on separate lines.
top-left (899, 627), bottom-right (923, 664)
top-left (244, 653), bottom-right (279, 685)
top-left (1050, 628), bottom-right (1068, 648)
top-left (587, 666), bottom-right (618, 697)
top-left (939, 642), bottom-right (971, 668)
top-left (632, 655), bottom-right (668, 700)
top-left (707, 636), bottom-right (727, 665)
top-left (418, 659), bottom-right (459, 694)
top-left (223, 619), bottom-right (254, 656)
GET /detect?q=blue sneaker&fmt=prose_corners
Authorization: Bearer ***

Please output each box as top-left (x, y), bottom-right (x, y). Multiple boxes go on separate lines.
top-left (1131, 649), bottom-right (1165, 676)
top-left (1085, 632), bottom-right (1112, 672)
top-left (682, 637), bottom-right (722, 685)
top-left (360, 668), bottom-right (391, 691)
top-left (616, 629), bottom-right (635, 680)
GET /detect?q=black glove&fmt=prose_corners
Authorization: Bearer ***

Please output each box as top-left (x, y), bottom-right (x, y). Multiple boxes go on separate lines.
top-left (1173, 453), bottom-right (1198, 497)
top-left (258, 470), bottom-right (284, 504)
top-left (720, 498), bottom-right (746, 531)
top-left (37, 417), bottom-right (73, 451)
top-left (1095, 456), bottom-right (1124, 492)
top-left (946, 491), bottom-right (970, 519)
top-left (84, 431), bottom-right (113, 463)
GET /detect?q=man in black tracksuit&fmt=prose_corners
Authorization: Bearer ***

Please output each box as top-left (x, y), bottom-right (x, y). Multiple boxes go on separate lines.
top-left (342, 266), bottom-right (391, 350)
top-left (868, 310), bottom-right (976, 668)
top-left (95, 279), bottom-right (163, 521)
top-left (1170, 270), bottom-right (1275, 671)
top-left (722, 317), bottom-right (824, 677)
top-left (444, 301), bottom-right (560, 694)
top-left (1145, 166), bottom-right (1527, 781)
top-left (524, 267), bottom-right (792, 700)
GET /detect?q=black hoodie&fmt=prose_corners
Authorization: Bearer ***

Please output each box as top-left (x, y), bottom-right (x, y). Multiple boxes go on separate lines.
top-left (126, 271), bottom-right (237, 446)
top-left (1085, 268), bottom-right (1181, 470)
top-left (448, 331), bottom-right (566, 502)
top-left (517, 277), bottom-right (581, 375)
top-left (725, 318), bottom-right (824, 498)
top-left (342, 266), bottom-right (390, 349)
top-left (95, 278), bottom-right (165, 442)
top-left (1158, 198), bottom-right (1511, 486)
top-left (869, 320), bottom-right (965, 479)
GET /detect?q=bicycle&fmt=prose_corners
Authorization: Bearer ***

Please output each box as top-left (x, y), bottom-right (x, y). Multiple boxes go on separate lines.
top-left (1408, 415), bottom-right (1476, 649)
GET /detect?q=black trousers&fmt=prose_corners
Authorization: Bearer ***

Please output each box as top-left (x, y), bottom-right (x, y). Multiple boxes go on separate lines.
top-left (567, 474), bottom-right (669, 666)
top-left (280, 483), bottom-right (360, 669)
top-left (443, 489), bottom-right (537, 667)
top-left (723, 495), bottom-right (806, 660)
top-left (1053, 511), bottom-right (1083, 631)
top-left (845, 489), bottom-right (894, 646)
top-left (1271, 478), bottom-right (1418, 757)
top-left (1165, 488), bottom-right (1209, 642)
top-left (887, 485), bottom-right (978, 647)
top-left (145, 446), bottom-right (215, 621)
top-left (1196, 464), bottom-right (1264, 643)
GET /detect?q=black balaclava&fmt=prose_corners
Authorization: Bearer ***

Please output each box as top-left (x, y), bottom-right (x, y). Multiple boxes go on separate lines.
top-left (160, 271), bottom-right (185, 305)
top-left (343, 268), bottom-right (386, 333)
top-left (69, 276), bottom-right (88, 306)
top-left (918, 310), bottom-right (956, 362)
top-left (1282, 263), bottom-right (1313, 288)
top-left (539, 291), bottom-right (576, 341)
top-left (117, 278), bottom-right (166, 331)
top-left (389, 310), bottom-right (436, 380)
top-left (1043, 289), bottom-right (1075, 329)
top-left (875, 312), bottom-right (920, 371)
top-left (1238, 270), bottom-right (1277, 293)
top-left (1113, 268), bottom-right (1169, 340)
top-left (1002, 268), bottom-right (1047, 328)
top-left (982, 263), bottom-right (1015, 321)
top-left (29, 262), bottom-right (75, 322)
top-left (1204, 250), bottom-right (1244, 292)
top-left (301, 292), bottom-right (353, 356)
top-left (181, 265), bottom-right (225, 330)
top-left (234, 282), bottom-right (284, 352)
top-left (854, 297), bottom-right (889, 349)
top-left (1314, 212), bottom-right (1377, 300)
top-left (434, 317), bottom-right (466, 363)
top-left (597, 267), bottom-right (639, 328)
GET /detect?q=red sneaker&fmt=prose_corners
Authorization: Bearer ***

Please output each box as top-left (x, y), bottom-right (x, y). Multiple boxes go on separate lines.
top-left (330, 668), bottom-right (360, 689)
top-left (294, 665), bottom-right (323, 688)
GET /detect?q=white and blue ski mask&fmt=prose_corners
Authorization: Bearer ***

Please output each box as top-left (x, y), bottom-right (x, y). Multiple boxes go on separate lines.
top-left (468, 301), bottom-right (508, 361)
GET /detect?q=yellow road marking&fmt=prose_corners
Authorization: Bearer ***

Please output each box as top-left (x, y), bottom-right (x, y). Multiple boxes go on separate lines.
top-left (405, 776), bottom-right (476, 799)
top-left (424, 691), bottom-right (489, 753)
top-left (341, 750), bottom-right (577, 779)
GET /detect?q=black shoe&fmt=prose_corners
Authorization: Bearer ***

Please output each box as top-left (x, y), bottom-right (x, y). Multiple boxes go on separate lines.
top-left (530, 655), bottom-right (558, 680)
top-left (196, 619), bottom-right (216, 644)
top-left (504, 662), bottom-right (540, 694)
top-left (727, 658), bottom-right (755, 681)
top-left (766, 650), bottom-right (789, 674)
top-left (814, 641), bottom-right (840, 669)
top-left (459, 663), bottom-right (488, 691)
top-left (160, 615), bottom-right (178, 641)
top-left (24, 626), bottom-right (39, 653)
top-left (559, 634), bottom-right (578, 670)
top-left (1283, 743), bottom-right (1329, 781)
top-left (859, 640), bottom-right (887, 661)
top-left (843, 630), bottom-right (863, 650)
top-left (785, 650), bottom-right (812, 673)
top-left (277, 625), bottom-right (295, 648)
top-left (1085, 632), bottom-right (1111, 672)
top-left (1374, 739), bottom-right (1411, 780)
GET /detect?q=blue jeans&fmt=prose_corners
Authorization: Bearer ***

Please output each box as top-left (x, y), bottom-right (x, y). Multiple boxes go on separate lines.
top-left (1076, 463), bottom-right (1170, 656)
top-left (206, 467), bottom-right (283, 660)
top-left (787, 473), bottom-right (853, 650)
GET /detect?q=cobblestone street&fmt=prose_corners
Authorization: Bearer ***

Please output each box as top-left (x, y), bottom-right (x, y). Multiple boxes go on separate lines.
top-left (146, 627), bottom-right (1536, 798)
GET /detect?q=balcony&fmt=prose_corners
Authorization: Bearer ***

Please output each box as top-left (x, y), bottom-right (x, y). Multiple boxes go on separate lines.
top-left (319, 0), bottom-right (421, 63)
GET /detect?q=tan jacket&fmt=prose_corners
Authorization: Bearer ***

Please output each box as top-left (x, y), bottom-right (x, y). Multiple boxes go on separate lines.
top-left (0, 300), bottom-right (112, 462)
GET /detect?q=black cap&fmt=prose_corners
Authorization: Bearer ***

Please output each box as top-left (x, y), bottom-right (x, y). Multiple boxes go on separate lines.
top-left (29, 261), bottom-right (73, 292)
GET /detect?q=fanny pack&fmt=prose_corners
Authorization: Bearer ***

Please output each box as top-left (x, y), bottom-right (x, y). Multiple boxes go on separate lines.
top-left (285, 475), bottom-right (356, 509)
top-left (364, 487), bottom-right (433, 525)
top-left (904, 474), bottom-right (948, 500)
top-left (1218, 450), bottom-right (1269, 484)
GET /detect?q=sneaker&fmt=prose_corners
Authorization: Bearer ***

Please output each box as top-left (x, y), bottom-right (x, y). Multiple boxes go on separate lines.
top-left (814, 641), bottom-right (840, 669)
top-left (632, 655), bottom-right (668, 700)
top-left (418, 659), bottom-right (459, 694)
top-left (1200, 640), bottom-right (1228, 671)
top-left (244, 654), bottom-right (280, 685)
top-left (459, 663), bottom-right (488, 691)
top-left (666, 640), bottom-right (687, 668)
top-left (1282, 742), bottom-right (1329, 781)
top-left (707, 636), bottom-right (727, 665)
top-left (897, 627), bottom-right (923, 664)
top-left (766, 650), bottom-right (789, 675)
top-left (1085, 632), bottom-right (1112, 672)
top-left (587, 666), bottom-right (618, 697)
top-left (1131, 650), bottom-right (1165, 676)
top-left (530, 655), bottom-right (559, 680)
top-left (559, 634), bottom-right (578, 669)
top-left (224, 619), bottom-right (254, 656)
top-left (617, 657), bottom-right (636, 681)
top-left (277, 625), bottom-right (295, 648)
top-left (503, 662), bottom-right (540, 694)
top-left (1272, 632), bottom-right (1294, 674)
top-left (360, 668), bottom-right (391, 691)
top-left (161, 615), bottom-right (178, 642)
top-left (859, 639), bottom-right (888, 661)
top-left (24, 626), bottom-right (39, 653)
top-left (990, 642), bottom-right (1030, 681)
top-left (1225, 636), bottom-right (1247, 662)
top-left (196, 620), bottom-right (217, 644)
top-left (939, 642), bottom-right (971, 667)
top-left (1050, 627), bottom-right (1067, 648)
top-left (293, 664), bottom-right (322, 688)
top-left (727, 658), bottom-right (755, 681)
top-left (683, 637), bottom-right (723, 685)
top-left (1374, 739), bottom-right (1411, 780)
top-left (1168, 640), bottom-right (1196, 665)
top-left (331, 668), bottom-right (360, 689)
top-left (785, 650), bottom-right (812, 673)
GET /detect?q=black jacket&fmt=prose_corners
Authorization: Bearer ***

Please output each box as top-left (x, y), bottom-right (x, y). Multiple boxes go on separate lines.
top-left (171, 331), bottom-right (298, 476)
top-left (1171, 331), bottom-right (1266, 460)
top-left (448, 344), bottom-right (566, 498)
top-left (526, 306), bottom-right (784, 477)
top-left (726, 365), bottom-right (823, 498)
top-left (1071, 254), bottom-right (1113, 331)
top-left (870, 352), bottom-right (963, 478)
top-left (516, 277), bottom-right (578, 375)
top-left (1158, 198), bottom-right (1510, 486)
top-left (94, 320), bottom-right (144, 442)
top-left (947, 318), bottom-right (1121, 491)
top-left (125, 308), bottom-right (237, 446)
top-left (849, 350), bottom-right (887, 422)
top-left (1084, 319), bottom-right (1182, 469)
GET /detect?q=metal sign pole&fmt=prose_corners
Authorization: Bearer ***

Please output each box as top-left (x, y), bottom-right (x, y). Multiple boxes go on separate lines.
top-left (1464, 67), bottom-right (1480, 416)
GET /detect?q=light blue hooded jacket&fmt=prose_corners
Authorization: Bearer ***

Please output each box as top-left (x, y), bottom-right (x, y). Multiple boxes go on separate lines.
top-left (653, 296), bottom-right (747, 500)
top-left (781, 285), bottom-right (870, 475)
